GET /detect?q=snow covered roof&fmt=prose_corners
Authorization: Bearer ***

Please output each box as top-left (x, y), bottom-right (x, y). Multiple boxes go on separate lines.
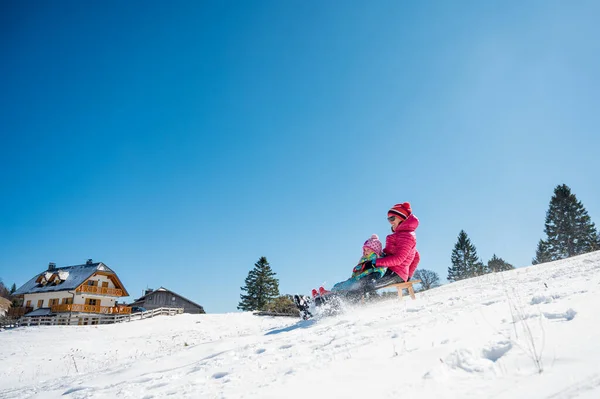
top-left (13, 261), bottom-right (121, 295)
top-left (23, 308), bottom-right (53, 317)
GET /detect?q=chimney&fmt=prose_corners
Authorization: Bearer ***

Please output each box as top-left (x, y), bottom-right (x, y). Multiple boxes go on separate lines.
top-left (86, 259), bottom-right (93, 265)
top-left (144, 288), bottom-right (154, 296)
top-left (48, 262), bottom-right (56, 271)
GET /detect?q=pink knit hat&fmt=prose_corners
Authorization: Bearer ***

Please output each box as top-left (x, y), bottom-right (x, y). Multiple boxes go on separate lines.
top-left (363, 234), bottom-right (383, 256)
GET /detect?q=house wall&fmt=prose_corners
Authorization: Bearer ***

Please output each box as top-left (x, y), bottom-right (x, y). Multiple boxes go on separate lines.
top-left (85, 273), bottom-right (118, 289)
top-left (24, 292), bottom-right (74, 309)
top-left (24, 291), bottom-right (117, 310)
top-left (140, 291), bottom-right (204, 314)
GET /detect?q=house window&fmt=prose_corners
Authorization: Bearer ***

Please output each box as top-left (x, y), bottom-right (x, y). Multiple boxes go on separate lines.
top-left (87, 280), bottom-right (97, 286)
top-left (49, 298), bottom-right (59, 306)
top-left (172, 297), bottom-right (176, 301)
top-left (37, 299), bottom-right (44, 308)
top-left (26, 300), bottom-right (31, 307)
top-left (62, 297), bottom-right (73, 305)
top-left (102, 282), bottom-right (109, 288)
top-left (85, 298), bottom-right (99, 306)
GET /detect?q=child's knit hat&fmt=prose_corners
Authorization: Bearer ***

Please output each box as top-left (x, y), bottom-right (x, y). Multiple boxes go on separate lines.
top-left (363, 234), bottom-right (383, 256)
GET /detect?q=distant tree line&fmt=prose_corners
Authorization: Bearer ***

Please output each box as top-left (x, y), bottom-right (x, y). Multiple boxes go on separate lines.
top-left (446, 230), bottom-right (514, 282)
top-left (447, 183), bottom-right (598, 282)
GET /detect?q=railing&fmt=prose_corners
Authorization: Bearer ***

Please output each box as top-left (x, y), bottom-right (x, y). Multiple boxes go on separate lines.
top-left (7, 307), bottom-right (185, 328)
top-left (132, 307), bottom-right (185, 320)
top-left (76, 285), bottom-right (124, 296)
top-left (51, 304), bottom-right (132, 314)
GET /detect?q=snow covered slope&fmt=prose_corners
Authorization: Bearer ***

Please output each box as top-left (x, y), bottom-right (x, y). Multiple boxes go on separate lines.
top-left (2, 251), bottom-right (600, 399)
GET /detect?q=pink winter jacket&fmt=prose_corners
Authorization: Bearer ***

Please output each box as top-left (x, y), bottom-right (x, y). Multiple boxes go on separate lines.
top-left (375, 214), bottom-right (420, 282)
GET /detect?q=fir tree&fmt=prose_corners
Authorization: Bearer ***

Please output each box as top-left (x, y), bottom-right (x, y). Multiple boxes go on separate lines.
top-left (539, 184), bottom-right (599, 261)
top-left (532, 239), bottom-right (552, 265)
top-left (487, 254), bottom-right (514, 272)
top-left (238, 257), bottom-right (280, 311)
top-left (448, 230), bottom-right (484, 281)
top-left (10, 283), bottom-right (16, 294)
top-left (413, 269), bottom-right (440, 291)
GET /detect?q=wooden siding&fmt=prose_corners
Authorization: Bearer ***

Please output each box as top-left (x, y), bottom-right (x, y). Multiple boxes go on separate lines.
top-left (136, 291), bottom-right (204, 314)
top-left (76, 285), bottom-right (124, 296)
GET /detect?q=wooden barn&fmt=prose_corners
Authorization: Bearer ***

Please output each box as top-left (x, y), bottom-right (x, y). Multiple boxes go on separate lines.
top-left (130, 287), bottom-right (205, 314)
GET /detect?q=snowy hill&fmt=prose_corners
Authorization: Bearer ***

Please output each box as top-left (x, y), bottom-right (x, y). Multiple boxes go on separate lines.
top-left (2, 251), bottom-right (600, 399)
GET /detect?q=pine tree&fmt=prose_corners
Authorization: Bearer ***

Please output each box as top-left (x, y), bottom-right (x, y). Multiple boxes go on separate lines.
top-left (487, 254), bottom-right (514, 272)
top-left (238, 257), bottom-right (280, 311)
top-left (539, 184), bottom-right (599, 261)
top-left (413, 269), bottom-right (440, 291)
top-left (532, 239), bottom-right (552, 265)
top-left (448, 230), bottom-right (484, 281)
top-left (10, 283), bottom-right (16, 294)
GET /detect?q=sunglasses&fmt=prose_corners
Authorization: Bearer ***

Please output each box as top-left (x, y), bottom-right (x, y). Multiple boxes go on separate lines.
top-left (387, 216), bottom-right (397, 222)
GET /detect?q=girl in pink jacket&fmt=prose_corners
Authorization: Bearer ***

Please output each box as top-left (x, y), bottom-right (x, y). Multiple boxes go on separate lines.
top-left (372, 202), bottom-right (420, 287)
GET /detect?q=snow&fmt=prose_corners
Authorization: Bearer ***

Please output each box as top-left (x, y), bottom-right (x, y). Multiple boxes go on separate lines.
top-left (1, 251), bottom-right (600, 398)
top-left (57, 271), bottom-right (70, 281)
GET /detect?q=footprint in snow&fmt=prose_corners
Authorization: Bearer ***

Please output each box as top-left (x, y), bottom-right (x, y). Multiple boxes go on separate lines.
top-left (279, 344), bottom-right (293, 349)
top-left (148, 383), bottom-right (169, 390)
top-left (530, 294), bottom-right (560, 305)
top-left (62, 386), bottom-right (91, 395)
top-left (255, 348), bottom-right (266, 354)
top-left (482, 340), bottom-right (513, 362)
top-left (212, 372), bottom-right (229, 379)
top-left (543, 308), bottom-right (577, 321)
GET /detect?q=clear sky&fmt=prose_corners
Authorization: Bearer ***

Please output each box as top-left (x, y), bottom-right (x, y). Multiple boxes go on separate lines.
top-left (1, 1), bottom-right (598, 313)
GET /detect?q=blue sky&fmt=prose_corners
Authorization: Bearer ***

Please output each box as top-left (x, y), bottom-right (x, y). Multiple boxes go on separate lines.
top-left (1, 1), bottom-right (598, 313)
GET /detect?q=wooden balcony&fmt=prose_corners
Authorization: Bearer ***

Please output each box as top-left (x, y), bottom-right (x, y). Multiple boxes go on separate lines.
top-left (76, 285), bottom-right (124, 296)
top-left (51, 304), bottom-right (132, 314)
top-left (7, 307), bottom-right (33, 317)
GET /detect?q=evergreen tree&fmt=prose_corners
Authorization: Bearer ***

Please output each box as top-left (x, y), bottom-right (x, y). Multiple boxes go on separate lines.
top-left (413, 269), bottom-right (440, 291)
top-left (448, 230), bottom-right (484, 281)
top-left (238, 257), bottom-right (280, 311)
top-left (10, 283), bottom-right (16, 294)
top-left (539, 184), bottom-right (599, 261)
top-left (487, 254), bottom-right (514, 272)
top-left (472, 261), bottom-right (489, 276)
top-left (532, 239), bottom-right (552, 265)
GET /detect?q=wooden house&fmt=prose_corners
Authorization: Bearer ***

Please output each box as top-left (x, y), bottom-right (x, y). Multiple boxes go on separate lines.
top-left (130, 287), bottom-right (205, 314)
top-left (12, 259), bottom-right (131, 316)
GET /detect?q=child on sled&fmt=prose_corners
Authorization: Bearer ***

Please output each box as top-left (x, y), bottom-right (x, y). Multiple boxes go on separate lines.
top-left (329, 234), bottom-right (387, 293)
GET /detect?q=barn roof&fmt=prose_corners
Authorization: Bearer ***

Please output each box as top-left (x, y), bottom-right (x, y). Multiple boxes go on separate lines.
top-left (133, 287), bottom-right (204, 310)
